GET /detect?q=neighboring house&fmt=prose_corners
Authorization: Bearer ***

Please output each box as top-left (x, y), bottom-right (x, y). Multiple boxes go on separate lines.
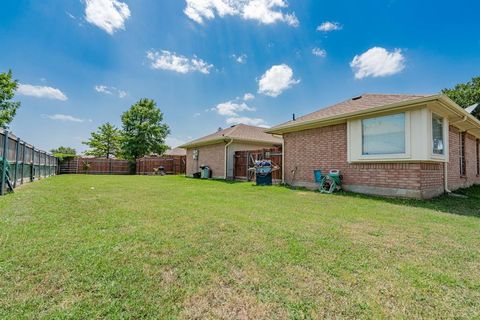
top-left (164, 147), bottom-right (187, 157)
top-left (266, 93), bottom-right (480, 199)
top-left (180, 124), bottom-right (283, 179)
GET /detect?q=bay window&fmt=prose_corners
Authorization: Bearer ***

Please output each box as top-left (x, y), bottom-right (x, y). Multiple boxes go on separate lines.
top-left (362, 113), bottom-right (406, 155)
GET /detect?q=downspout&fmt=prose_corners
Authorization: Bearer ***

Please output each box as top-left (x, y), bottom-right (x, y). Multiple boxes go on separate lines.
top-left (224, 137), bottom-right (234, 180)
top-left (451, 115), bottom-right (468, 126)
top-left (444, 162), bottom-right (451, 194)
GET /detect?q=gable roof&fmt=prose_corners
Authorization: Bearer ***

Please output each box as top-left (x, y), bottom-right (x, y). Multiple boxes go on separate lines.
top-left (164, 147), bottom-right (186, 156)
top-left (180, 124), bottom-right (283, 148)
top-left (266, 93), bottom-right (436, 134)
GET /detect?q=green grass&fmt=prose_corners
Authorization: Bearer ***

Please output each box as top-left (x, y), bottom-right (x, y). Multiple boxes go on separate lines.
top-left (1, 175), bottom-right (479, 319)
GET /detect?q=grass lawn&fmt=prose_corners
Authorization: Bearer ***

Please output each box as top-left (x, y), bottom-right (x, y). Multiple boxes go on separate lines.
top-left (1, 175), bottom-right (479, 319)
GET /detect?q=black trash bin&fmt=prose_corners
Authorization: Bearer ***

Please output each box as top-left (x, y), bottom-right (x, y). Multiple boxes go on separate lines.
top-left (255, 160), bottom-right (273, 186)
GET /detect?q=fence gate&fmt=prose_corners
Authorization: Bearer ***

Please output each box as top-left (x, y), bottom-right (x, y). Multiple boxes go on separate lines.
top-left (234, 147), bottom-right (282, 181)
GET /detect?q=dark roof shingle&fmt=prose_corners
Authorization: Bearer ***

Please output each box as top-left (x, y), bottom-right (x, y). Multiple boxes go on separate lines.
top-left (270, 93), bottom-right (434, 131)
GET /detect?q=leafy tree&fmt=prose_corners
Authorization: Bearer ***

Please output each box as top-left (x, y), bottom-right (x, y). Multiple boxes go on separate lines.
top-left (83, 123), bottom-right (122, 159)
top-left (51, 146), bottom-right (76, 162)
top-left (50, 146), bottom-right (76, 155)
top-left (442, 76), bottom-right (480, 119)
top-left (121, 98), bottom-right (170, 160)
top-left (0, 70), bottom-right (21, 129)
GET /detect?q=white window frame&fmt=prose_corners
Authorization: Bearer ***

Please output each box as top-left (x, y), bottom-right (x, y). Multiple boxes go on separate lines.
top-left (358, 112), bottom-right (410, 160)
top-left (431, 112), bottom-right (445, 156)
top-left (429, 111), bottom-right (448, 161)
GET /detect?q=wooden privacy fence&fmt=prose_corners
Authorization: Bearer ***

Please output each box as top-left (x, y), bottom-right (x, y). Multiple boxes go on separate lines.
top-left (0, 129), bottom-right (57, 195)
top-left (136, 156), bottom-right (186, 175)
top-left (59, 158), bottom-right (131, 175)
top-left (234, 147), bottom-right (282, 181)
top-left (59, 156), bottom-right (186, 175)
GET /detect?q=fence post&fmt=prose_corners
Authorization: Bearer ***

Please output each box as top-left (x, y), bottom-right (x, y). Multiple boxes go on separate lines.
top-left (1, 131), bottom-right (9, 195)
top-left (13, 138), bottom-right (20, 188)
top-left (41, 152), bottom-right (45, 178)
top-left (21, 142), bottom-right (26, 185)
top-left (31, 147), bottom-right (35, 182)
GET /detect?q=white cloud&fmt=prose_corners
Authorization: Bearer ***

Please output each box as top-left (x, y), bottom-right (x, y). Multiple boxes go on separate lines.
top-left (226, 116), bottom-right (268, 127)
top-left (312, 47), bottom-right (327, 57)
top-left (147, 50), bottom-right (213, 74)
top-left (45, 114), bottom-right (84, 122)
top-left (350, 47), bottom-right (405, 79)
top-left (243, 93), bottom-right (255, 101)
top-left (212, 101), bottom-right (255, 116)
top-left (17, 84), bottom-right (68, 101)
top-left (316, 21), bottom-right (342, 32)
top-left (66, 11), bottom-right (76, 20)
top-left (258, 64), bottom-right (299, 97)
top-left (94, 85), bottom-right (112, 94)
top-left (232, 53), bottom-right (247, 64)
top-left (85, 0), bottom-right (130, 35)
top-left (118, 90), bottom-right (127, 98)
top-left (184, 0), bottom-right (298, 27)
top-left (94, 85), bottom-right (127, 98)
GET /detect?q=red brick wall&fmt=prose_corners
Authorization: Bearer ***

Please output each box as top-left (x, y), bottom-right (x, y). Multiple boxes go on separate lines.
top-left (420, 163), bottom-right (444, 198)
top-left (283, 124), bottom-right (428, 197)
top-left (186, 143), bottom-right (225, 178)
top-left (447, 126), bottom-right (480, 190)
top-left (283, 123), bottom-right (480, 198)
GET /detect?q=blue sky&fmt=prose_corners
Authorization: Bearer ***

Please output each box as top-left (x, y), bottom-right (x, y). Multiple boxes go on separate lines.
top-left (0, 0), bottom-right (479, 153)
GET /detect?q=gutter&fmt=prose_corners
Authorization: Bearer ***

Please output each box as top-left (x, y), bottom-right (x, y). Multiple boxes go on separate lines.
top-left (224, 137), bottom-right (234, 180)
top-left (267, 95), bottom-right (480, 137)
top-left (180, 137), bottom-right (281, 149)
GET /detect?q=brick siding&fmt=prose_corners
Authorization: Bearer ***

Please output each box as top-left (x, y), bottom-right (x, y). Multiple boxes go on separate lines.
top-left (284, 123), bottom-right (480, 198)
top-left (186, 143), bottom-right (226, 179)
top-left (447, 126), bottom-right (480, 190)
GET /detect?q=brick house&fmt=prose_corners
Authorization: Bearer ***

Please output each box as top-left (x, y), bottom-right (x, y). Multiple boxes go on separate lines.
top-left (266, 94), bottom-right (480, 199)
top-left (180, 124), bottom-right (283, 179)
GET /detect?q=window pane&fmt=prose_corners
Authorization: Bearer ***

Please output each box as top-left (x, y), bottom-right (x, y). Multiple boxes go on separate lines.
top-left (432, 114), bottom-right (444, 155)
top-left (362, 113), bottom-right (405, 155)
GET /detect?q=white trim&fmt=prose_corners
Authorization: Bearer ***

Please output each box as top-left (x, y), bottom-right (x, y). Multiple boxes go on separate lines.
top-left (360, 112), bottom-right (410, 159)
top-left (429, 111), bottom-right (447, 161)
top-left (349, 111), bottom-right (412, 162)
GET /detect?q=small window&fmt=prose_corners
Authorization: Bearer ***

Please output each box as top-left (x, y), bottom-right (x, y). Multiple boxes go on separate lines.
top-left (432, 114), bottom-right (444, 155)
top-left (362, 113), bottom-right (406, 155)
top-left (460, 132), bottom-right (466, 176)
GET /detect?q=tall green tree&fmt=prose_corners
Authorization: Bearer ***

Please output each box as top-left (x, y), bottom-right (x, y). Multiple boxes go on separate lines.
top-left (442, 76), bottom-right (480, 119)
top-left (50, 146), bottom-right (76, 155)
top-left (83, 123), bottom-right (122, 159)
top-left (0, 70), bottom-right (21, 129)
top-left (121, 98), bottom-right (170, 160)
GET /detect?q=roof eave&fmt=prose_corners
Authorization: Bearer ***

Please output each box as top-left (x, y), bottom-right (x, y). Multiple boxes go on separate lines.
top-left (266, 95), bottom-right (443, 135)
top-left (179, 137), bottom-right (226, 149)
top-left (437, 95), bottom-right (480, 136)
top-left (180, 136), bottom-right (282, 149)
